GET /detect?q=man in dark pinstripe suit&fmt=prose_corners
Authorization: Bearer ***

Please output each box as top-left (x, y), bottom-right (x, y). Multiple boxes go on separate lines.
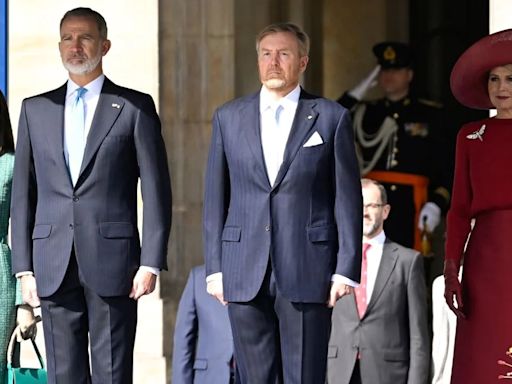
top-left (203, 22), bottom-right (362, 383)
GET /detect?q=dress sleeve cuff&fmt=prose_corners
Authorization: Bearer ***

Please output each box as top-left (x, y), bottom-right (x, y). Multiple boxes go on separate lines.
top-left (206, 272), bottom-right (222, 283)
top-left (331, 273), bottom-right (359, 288)
top-left (139, 266), bottom-right (160, 276)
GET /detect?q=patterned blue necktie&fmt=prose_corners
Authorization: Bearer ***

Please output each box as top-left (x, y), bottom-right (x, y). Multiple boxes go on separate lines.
top-left (68, 87), bottom-right (87, 185)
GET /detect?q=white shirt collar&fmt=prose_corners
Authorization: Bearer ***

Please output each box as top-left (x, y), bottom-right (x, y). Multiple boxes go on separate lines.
top-left (364, 230), bottom-right (386, 247)
top-left (66, 74), bottom-right (105, 99)
top-left (259, 84), bottom-right (301, 113)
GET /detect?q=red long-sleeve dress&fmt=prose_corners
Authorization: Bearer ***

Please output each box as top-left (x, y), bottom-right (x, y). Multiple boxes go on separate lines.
top-left (446, 117), bottom-right (512, 383)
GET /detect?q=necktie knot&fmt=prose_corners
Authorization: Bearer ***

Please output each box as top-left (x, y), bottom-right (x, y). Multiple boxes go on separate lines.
top-left (75, 87), bottom-right (87, 103)
top-left (362, 243), bottom-right (371, 257)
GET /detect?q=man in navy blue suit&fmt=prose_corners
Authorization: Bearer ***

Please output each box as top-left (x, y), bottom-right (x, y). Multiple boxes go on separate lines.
top-left (172, 265), bottom-right (236, 383)
top-left (11, 8), bottom-right (171, 383)
top-left (203, 22), bottom-right (362, 382)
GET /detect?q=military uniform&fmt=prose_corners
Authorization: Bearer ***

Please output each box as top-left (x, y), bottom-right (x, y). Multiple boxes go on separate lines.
top-left (338, 42), bottom-right (450, 249)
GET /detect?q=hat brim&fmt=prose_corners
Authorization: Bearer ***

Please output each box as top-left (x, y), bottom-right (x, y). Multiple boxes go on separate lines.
top-left (450, 29), bottom-right (512, 109)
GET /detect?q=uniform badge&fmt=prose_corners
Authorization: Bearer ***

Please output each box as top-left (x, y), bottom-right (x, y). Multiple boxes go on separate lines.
top-left (404, 122), bottom-right (429, 137)
top-left (466, 124), bottom-right (486, 141)
top-left (383, 46), bottom-right (396, 64)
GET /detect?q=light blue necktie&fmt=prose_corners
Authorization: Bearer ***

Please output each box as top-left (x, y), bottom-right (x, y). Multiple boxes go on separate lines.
top-left (275, 104), bottom-right (283, 125)
top-left (266, 104), bottom-right (284, 185)
top-left (68, 87), bottom-right (87, 185)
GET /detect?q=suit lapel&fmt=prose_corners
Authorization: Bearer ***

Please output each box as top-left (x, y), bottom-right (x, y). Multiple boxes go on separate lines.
top-left (242, 93), bottom-right (272, 187)
top-left (77, 78), bottom-right (123, 186)
top-left (365, 240), bottom-right (398, 314)
top-left (271, 90), bottom-right (318, 191)
top-left (46, 84), bottom-right (68, 178)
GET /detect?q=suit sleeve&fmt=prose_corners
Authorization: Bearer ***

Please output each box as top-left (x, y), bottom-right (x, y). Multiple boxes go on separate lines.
top-left (203, 109), bottom-right (229, 276)
top-left (333, 108), bottom-right (363, 282)
top-left (445, 127), bottom-right (472, 265)
top-left (172, 269), bottom-right (198, 384)
top-left (10, 100), bottom-right (37, 274)
top-left (134, 95), bottom-right (172, 270)
top-left (406, 253), bottom-right (430, 384)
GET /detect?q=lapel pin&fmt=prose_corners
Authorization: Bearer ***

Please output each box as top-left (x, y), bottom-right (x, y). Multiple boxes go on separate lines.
top-left (112, 103), bottom-right (121, 109)
top-left (307, 115), bottom-right (313, 120)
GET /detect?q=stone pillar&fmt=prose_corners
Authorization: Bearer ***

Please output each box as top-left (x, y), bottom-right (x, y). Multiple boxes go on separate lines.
top-left (158, 0), bottom-right (235, 380)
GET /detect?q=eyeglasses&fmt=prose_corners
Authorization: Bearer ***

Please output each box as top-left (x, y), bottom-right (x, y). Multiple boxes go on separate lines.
top-left (363, 203), bottom-right (385, 210)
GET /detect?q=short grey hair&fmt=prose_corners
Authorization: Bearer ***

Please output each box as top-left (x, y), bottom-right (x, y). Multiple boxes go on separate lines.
top-left (256, 22), bottom-right (310, 57)
top-left (60, 7), bottom-right (108, 40)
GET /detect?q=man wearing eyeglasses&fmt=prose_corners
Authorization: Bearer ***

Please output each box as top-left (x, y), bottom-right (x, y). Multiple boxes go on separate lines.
top-left (327, 178), bottom-right (429, 384)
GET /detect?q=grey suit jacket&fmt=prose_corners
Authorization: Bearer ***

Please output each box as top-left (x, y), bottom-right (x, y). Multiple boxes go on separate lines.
top-left (327, 239), bottom-right (429, 384)
top-left (172, 265), bottom-right (234, 384)
top-left (11, 78), bottom-right (172, 297)
top-left (203, 89), bottom-right (362, 303)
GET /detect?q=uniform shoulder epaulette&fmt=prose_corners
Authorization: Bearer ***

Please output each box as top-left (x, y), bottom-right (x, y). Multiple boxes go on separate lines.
top-left (418, 98), bottom-right (443, 108)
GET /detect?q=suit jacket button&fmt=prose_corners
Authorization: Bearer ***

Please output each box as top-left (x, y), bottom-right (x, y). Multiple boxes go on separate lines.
top-left (265, 225), bottom-right (271, 232)
top-left (69, 224), bottom-right (74, 229)
top-left (73, 196), bottom-right (79, 202)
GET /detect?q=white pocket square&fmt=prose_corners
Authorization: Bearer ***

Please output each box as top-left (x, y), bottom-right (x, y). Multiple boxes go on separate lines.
top-left (303, 131), bottom-right (323, 147)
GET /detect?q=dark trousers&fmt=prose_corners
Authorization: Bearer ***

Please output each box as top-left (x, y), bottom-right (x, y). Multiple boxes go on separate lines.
top-left (349, 361), bottom-right (362, 384)
top-left (39, 252), bottom-right (137, 384)
top-left (227, 264), bottom-right (332, 383)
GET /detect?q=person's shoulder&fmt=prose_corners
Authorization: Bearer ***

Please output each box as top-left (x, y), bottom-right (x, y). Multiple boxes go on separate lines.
top-left (215, 91), bottom-right (259, 115)
top-left (107, 80), bottom-right (153, 102)
top-left (103, 80), bottom-right (160, 114)
top-left (386, 240), bottom-right (420, 260)
top-left (22, 84), bottom-right (66, 105)
top-left (301, 90), bottom-right (349, 115)
top-left (457, 118), bottom-right (489, 138)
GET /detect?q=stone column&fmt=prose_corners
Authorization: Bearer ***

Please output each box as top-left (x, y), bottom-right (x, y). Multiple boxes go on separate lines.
top-left (158, 0), bottom-right (235, 380)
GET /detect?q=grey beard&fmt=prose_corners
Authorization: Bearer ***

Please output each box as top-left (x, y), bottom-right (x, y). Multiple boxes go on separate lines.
top-left (62, 54), bottom-right (102, 76)
top-left (264, 78), bottom-right (286, 89)
top-left (363, 221), bottom-right (381, 238)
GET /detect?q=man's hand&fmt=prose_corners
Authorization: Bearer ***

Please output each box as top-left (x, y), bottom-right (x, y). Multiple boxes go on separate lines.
top-left (327, 281), bottom-right (353, 308)
top-left (129, 270), bottom-right (157, 300)
top-left (21, 275), bottom-right (40, 308)
top-left (207, 279), bottom-right (227, 305)
top-left (348, 65), bottom-right (381, 100)
top-left (16, 304), bottom-right (39, 340)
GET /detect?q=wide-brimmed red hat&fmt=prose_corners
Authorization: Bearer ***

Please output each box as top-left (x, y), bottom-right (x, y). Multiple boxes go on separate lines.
top-left (450, 29), bottom-right (512, 109)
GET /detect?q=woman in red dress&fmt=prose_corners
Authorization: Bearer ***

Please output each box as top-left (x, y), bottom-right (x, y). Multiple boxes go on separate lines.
top-left (445, 29), bottom-right (512, 383)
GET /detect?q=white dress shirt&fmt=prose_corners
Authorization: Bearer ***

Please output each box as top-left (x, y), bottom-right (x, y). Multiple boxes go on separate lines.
top-left (259, 84), bottom-right (300, 185)
top-left (64, 75), bottom-right (104, 169)
top-left (17, 74), bottom-right (158, 278)
top-left (362, 230), bottom-right (386, 301)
